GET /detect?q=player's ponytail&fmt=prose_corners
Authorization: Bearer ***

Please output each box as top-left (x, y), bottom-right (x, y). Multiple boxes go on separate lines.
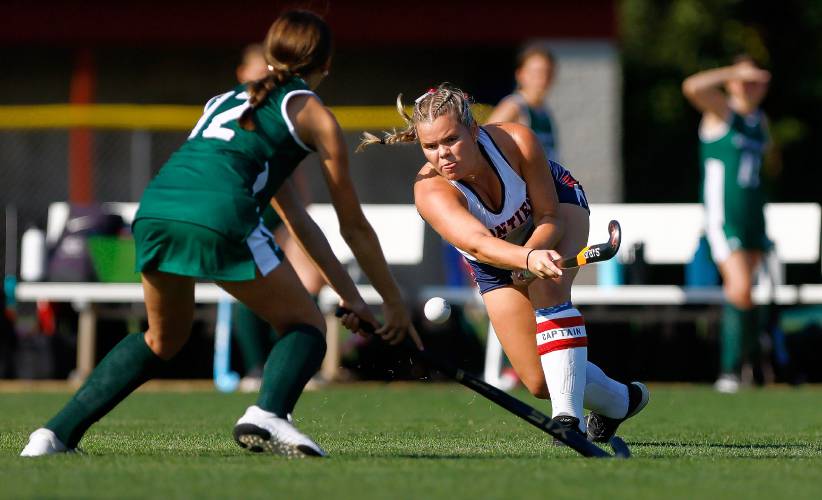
top-left (357, 83), bottom-right (475, 152)
top-left (239, 10), bottom-right (332, 130)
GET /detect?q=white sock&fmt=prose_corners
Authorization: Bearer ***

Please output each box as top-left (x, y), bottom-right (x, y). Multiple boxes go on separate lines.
top-left (584, 362), bottom-right (629, 419)
top-left (535, 302), bottom-right (588, 430)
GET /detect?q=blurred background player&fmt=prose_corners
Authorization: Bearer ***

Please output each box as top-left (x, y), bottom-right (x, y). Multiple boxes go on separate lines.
top-left (21, 10), bottom-right (421, 458)
top-left (487, 43), bottom-right (558, 160)
top-left (234, 43), bottom-right (327, 392)
top-left (682, 55), bottom-right (772, 394)
top-left (485, 42), bottom-right (560, 389)
top-left (360, 83), bottom-right (649, 443)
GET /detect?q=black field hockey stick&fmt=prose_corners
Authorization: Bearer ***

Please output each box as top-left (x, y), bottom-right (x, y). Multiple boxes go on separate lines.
top-left (523, 220), bottom-right (621, 278)
top-left (334, 308), bottom-right (630, 458)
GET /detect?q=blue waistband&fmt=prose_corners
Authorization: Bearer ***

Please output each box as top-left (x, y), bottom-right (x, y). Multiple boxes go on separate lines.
top-left (535, 301), bottom-right (574, 315)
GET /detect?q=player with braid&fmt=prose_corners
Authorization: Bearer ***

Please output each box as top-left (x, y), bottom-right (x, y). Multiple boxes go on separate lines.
top-left (360, 83), bottom-right (649, 442)
top-left (21, 10), bottom-right (421, 458)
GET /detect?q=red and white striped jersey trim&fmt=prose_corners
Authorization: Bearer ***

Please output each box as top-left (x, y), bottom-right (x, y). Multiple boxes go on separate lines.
top-left (535, 308), bottom-right (587, 355)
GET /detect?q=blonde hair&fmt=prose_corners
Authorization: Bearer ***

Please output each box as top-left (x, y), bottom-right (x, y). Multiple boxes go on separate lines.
top-left (357, 83), bottom-right (475, 152)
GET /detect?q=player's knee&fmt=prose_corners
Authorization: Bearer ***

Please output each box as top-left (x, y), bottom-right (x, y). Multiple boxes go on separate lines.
top-left (725, 285), bottom-right (753, 308)
top-left (144, 329), bottom-right (190, 360)
top-left (521, 374), bottom-right (549, 399)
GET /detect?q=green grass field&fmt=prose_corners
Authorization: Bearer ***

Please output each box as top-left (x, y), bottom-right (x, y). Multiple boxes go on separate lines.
top-left (1, 384), bottom-right (821, 499)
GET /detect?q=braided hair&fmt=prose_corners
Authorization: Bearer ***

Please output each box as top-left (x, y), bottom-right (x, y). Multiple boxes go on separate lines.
top-left (357, 82), bottom-right (476, 151)
top-left (239, 10), bottom-right (332, 130)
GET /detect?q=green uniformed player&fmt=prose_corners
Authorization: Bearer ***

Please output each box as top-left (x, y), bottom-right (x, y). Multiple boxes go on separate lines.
top-left (683, 55), bottom-right (772, 393)
top-left (21, 10), bottom-right (422, 458)
top-left (487, 43), bottom-right (559, 160)
top-left (232, 43), bottom-right (327, 392)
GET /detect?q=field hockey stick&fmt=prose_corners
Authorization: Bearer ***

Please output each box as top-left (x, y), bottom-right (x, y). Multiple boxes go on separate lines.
top-left (335, 307), bottom-right (630, 458)
top-left (213, 298), bottom-right (240, 392)
top-left (522, 220), bottom-right (621, 278)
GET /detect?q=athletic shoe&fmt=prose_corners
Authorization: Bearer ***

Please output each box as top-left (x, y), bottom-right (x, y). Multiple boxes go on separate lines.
top-left (20, 428), bottom-right (70, 457)
top-left (586, 381), bottom-right (650, 443)
top-left (714, 374), bottom-right (740, 394)
top-left (551, 414), bottom-right (586, 447)
top-left (233, 405), bottom-right (326, 458)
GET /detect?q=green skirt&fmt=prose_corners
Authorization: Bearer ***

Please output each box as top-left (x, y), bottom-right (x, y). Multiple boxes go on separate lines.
top-left (133, 217), bottom-right (283, 282)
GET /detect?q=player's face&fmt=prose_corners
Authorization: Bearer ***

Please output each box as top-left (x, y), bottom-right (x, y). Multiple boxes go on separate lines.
top-left (237, 53), bottom-right (269, 83)
top-left (417, 114), bottom-right (477, 181)
top-left (516, 54), bottom-right (553, 94)
top-left (727, 63), bottom-right (769, 108)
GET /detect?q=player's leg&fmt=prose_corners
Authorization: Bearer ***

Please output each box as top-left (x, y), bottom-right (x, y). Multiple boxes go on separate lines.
top-left (21, 271), bottom-right (195, 456)
top-left (276, 225), bottom-right (326, 295)
top-left (531, 204), bottom-right (648, 440)
top-left (218, 259), bottom-right (327, 457)
top-left (715, 248), bottom-right (761, 392)
top-left (233, 301), bottom-right (274, 392)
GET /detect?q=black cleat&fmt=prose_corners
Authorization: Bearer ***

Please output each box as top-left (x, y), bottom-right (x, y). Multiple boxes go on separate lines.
top-left (551, 415), bottom-right (586, 447)
top-left (586, 382), bottom-right (650, 443)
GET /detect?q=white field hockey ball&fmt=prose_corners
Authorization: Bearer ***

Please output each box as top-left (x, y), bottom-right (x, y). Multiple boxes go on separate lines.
top-left (424, 297), bottom-right (451, 324)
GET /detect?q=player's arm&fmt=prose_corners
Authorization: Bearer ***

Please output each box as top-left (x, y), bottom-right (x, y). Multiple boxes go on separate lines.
top-left (271, 180), bottom-right (378, 332)
top-left (485, 96), bottom-right (522, 125)
top-left (290, 95), bottom-right (422, 348)
top-left (415, 171), bottom-right (561, 279)
top-left (489, 123), bottom-right (564, 252)
top-left (682, 66), bottom-right (734, 121)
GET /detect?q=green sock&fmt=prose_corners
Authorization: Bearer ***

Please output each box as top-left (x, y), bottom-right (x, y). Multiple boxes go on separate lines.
top-left (46, 333), bottom-right (164, 448)
top-left (232, 303), bottom-right (274, 373)
top-left (256, 324), bottom-right (326, 416)
top-left (720, 304), bottom-right (754, 374)
top-left (741, 306), bottom-right (762, 364)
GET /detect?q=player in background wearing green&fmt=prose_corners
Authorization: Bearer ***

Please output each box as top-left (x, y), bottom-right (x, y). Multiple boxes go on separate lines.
top-left (682, 55), bottom-right (772, 394)
top-left (233, 44), bottom-right (327, 392)
top-left (486, 43), bottom-right (559, 390)
top-left (487, 43), bottom-right (558, 160)
top-left (21, 10), bottom-right (421, 458)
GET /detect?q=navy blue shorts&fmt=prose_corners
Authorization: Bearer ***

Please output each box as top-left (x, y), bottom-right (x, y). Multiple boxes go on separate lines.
top-left (465, 161), bottom-right (589, 294)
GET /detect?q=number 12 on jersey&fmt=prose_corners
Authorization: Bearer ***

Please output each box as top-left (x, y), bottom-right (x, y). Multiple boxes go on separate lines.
top-left (188, 91), bottom-right (250, 142)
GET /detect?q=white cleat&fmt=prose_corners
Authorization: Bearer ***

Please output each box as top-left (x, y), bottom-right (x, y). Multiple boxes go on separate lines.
top-left (20, 428), bottom-right (70, 457)
top-left (714, 374), bottom-right (740, 394)
top-left (233, 405), bottom-right (326, 458)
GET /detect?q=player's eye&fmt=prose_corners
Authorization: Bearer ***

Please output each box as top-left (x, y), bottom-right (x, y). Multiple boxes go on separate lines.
top-left (422, 143), bottom-right (437, 150)
top-left (445, 135), bottom-right (459, 144)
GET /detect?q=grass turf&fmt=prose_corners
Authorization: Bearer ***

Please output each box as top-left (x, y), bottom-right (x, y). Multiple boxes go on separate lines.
top-left (1, 384), bottom-right (821, 499)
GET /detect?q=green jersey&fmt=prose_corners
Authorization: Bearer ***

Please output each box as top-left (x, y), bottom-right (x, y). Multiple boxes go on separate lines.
top-left (700, 110), bottom-right (769, 251)
top-left (135, 78), bottom-right (314, 241)
top-left (510, 92), bottom-right (557, 160)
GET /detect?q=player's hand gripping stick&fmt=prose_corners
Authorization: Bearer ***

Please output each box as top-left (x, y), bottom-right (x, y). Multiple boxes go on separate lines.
top-left (521, 220), bottom-right (621, 280)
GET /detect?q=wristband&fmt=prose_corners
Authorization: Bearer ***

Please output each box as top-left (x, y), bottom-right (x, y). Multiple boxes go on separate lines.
top-left (525, 249), bottom-right (536, 272)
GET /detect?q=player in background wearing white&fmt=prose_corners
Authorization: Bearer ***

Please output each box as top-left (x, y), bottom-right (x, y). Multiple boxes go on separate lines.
top-left (234, 44), bottom-right (328, 392)
top-left (359, 84), bottom-right (649, 442)
top-left (487, 43), bottom-right (559, 160)
top-left (682, 56), bottom-right (773, 393)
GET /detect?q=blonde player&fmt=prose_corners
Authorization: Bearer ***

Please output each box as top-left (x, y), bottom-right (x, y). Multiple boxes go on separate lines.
top-left (359, 83), bottom-right (649, 442)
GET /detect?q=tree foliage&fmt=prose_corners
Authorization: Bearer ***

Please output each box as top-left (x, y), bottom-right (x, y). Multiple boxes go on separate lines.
top-left (621, 0), bottom-right (822, 202)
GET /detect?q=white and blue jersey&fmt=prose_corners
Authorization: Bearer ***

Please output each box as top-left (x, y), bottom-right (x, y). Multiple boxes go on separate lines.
top-left (452, 127), bottom-right (589, 294)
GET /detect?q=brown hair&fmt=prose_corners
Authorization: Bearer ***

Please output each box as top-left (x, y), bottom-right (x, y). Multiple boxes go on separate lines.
top-left (516, 42), bottom-right (556, 70)
top-left (357, 83), bottom-right (475, 151)
top-left (239, 10), bottom-right (332, 129)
